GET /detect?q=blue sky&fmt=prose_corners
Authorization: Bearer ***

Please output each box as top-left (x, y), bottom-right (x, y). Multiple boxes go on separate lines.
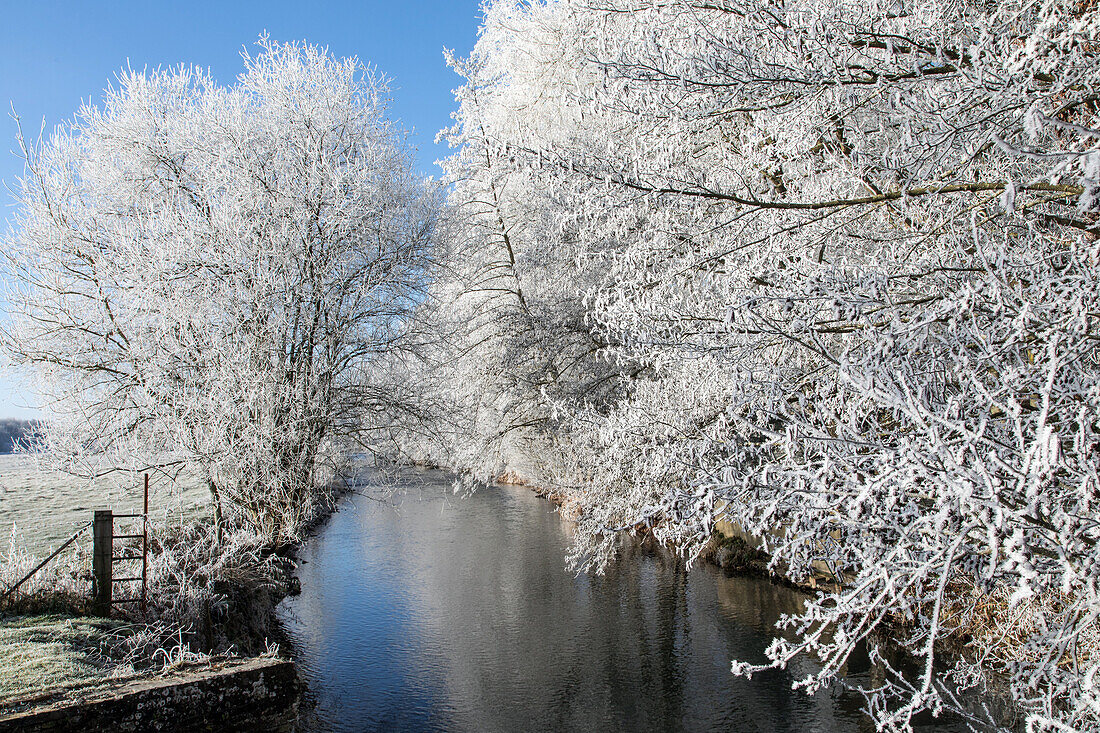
top-left (0, 0), bottom-right (484, 418)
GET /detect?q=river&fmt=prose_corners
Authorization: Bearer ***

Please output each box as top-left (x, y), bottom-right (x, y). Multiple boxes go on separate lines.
top-left (278, 468), bottom-right (968, 733)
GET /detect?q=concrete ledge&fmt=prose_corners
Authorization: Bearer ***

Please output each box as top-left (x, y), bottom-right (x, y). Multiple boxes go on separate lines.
top-left (0, 657), bottom-right (300, 732)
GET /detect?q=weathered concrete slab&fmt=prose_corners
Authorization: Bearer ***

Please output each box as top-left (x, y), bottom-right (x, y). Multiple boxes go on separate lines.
top-left (0, 657), bottom-right (300, 732)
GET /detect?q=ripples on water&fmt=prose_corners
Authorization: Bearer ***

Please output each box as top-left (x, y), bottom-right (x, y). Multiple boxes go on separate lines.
top-left (279, 469), bottom-right (973, 733)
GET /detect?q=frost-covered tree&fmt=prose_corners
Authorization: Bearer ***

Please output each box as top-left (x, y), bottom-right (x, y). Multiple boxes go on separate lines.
top-left (415, 28), bottom-right (637, 481)
top-left (444, 1), bottom-right (1100, 730)
top-left (2, 39), bottom-right (439, 543)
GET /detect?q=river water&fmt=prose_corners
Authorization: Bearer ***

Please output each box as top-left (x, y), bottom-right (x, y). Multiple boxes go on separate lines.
top-left (277, 469), bottom-right (965, 733)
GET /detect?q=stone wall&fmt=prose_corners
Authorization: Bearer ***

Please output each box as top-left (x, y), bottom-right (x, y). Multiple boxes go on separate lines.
top-left (0, 657), bottom-right (300, 732)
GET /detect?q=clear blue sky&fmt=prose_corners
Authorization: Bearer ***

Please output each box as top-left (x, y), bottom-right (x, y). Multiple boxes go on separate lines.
top-left (0, 0), bottom-right (483, 419)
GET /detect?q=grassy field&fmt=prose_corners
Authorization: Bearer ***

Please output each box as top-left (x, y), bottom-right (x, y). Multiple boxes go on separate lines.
top-left (0, 614), bottom-right (138, 711)
top-left (0, 457), bottom-right (211, 712)
top-left (0, 455), bottom-right (209, 558)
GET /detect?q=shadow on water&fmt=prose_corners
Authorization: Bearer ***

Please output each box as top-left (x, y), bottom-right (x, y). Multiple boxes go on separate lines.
top-left (277, 469), bottom-right (971, 733)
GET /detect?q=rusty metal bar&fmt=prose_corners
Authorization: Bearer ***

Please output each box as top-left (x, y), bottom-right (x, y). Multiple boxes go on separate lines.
top-left (142, 473), bottom-right (149, 615)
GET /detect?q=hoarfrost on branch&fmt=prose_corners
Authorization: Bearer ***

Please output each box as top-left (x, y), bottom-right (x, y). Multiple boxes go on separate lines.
top-left (425, 1), bottom-right (1100, 730)
top-left (2, 39), bottom-right (440, 543)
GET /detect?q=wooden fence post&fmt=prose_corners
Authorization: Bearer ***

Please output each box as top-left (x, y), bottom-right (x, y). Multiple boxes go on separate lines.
top-left (92, 510), bottom-right (113, 615)
top-left (142, 473), bottom-right (148, 616)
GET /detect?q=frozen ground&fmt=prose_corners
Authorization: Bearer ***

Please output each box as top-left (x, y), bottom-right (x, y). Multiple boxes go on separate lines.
top-left (0, 614), bottom-right (136, 711)
top-left (0, 454), bottom-right (208, 557)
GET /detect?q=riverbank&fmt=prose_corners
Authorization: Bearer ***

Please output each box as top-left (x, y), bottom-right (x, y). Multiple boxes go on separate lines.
top-left (513, 475), bottom-right (818, 591)
top-left (0, 656), bottom-right (299, 732)
top-left (2, 464), bottom-right (1011, 731)
top-left (501, 471), bottom-right (1021, 730)
top-left (0, 533), bottom-right (304, 727)
top-left (0, 468), bottom-right (353, 727)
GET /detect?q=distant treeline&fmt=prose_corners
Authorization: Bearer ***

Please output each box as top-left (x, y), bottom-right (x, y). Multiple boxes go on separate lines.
top-left (0, 419), bottom-right (38, 454)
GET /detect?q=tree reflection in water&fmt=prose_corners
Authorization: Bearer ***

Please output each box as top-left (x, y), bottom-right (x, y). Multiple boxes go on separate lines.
top-left (279, 470), bottom-right (968, 733)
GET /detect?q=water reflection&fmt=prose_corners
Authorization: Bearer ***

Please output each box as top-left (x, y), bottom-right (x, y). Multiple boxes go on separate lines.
top-left (278, 470), bottom-right (958, 733)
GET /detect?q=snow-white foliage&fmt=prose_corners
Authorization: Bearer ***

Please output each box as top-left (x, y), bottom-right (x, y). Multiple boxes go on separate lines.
top-left (2, 39), bottom-right (440, 543)
top-left (410, 27), bottom-right (637, 479)
top-left (442, 1), bottom-right (1100, 730)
